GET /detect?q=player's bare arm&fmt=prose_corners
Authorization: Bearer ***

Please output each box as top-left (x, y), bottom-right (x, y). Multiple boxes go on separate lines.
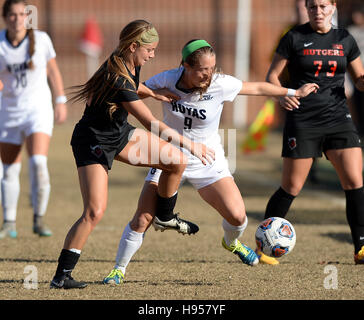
top-left (137, 82), bottom-right (180, 102)
top-left (47, 58), bottom-right (67, 124)
top-left (239, 81), bottom-right (319, 98)
top-left (121, 99), bottom-right (214, 165)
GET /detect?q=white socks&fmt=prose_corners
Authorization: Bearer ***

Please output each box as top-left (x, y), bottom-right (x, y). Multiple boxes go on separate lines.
top-left (28, 155), bottom-right (50, 217)
top-left (1, 155), bottom-right (50, 224)
top-left (1, 162), bottom-right (21, 222)
top-left (222, 217), bottom-right (248, 246)
top-left (115, 223), bottom-right (144, 275)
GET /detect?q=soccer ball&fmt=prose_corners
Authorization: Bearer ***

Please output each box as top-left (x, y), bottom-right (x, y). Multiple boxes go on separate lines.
top-left (255, 217), bottom-right (296, 258)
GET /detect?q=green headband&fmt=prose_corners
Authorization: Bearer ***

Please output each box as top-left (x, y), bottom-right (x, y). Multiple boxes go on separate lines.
top-left (182, 40), bottom-right (212, 61)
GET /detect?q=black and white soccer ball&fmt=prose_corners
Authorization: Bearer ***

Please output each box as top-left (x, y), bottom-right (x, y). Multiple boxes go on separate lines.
top-left (255, 217), bottom-right (296, 258)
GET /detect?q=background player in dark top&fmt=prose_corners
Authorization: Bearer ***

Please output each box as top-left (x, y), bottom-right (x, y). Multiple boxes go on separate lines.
top-left (50, 20), bottom-right (214, 289)
top-left (261, 0), bottom-right (364, 265)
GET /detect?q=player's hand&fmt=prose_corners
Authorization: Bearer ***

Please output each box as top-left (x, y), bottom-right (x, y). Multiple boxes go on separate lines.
top-left (54, 103), bottom-right (67, 124)
top-left (152, 88), bottom-right (180, 103)
top-left (279, 96), bottom-right (300, 111)
top-left (281, 83), bottom-right (319, 111)
top-left (296, 83), bottom-right (319, 98)
top-left (190, 142), bottom-right (215, 165)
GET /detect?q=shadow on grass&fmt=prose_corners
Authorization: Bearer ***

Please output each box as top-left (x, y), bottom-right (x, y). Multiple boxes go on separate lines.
top-left (247, 210), bottom-right (348, 225)
top-left (0, 279), bottom-right (51, 284)
top-left (321, 232), bottom-right (352, 245)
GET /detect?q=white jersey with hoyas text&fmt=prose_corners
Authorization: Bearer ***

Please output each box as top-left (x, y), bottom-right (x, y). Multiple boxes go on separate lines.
top-left (145, 67), bottom-right (242, 166)
top-left (0, 29), bottom-right (56, 114)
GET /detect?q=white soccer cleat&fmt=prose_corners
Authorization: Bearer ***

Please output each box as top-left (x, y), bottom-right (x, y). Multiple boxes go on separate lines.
top-left (153, 213), bottom-right (199, 235)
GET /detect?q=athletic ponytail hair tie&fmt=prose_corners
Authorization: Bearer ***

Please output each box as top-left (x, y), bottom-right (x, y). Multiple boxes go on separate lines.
top-left (182, 39), bottom-right (212, 61)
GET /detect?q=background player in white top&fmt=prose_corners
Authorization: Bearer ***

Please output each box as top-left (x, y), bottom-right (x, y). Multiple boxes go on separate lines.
top-left (0, 0), bottom-right (67, 239)
top-left (103, 39), bottom-right (318, 284)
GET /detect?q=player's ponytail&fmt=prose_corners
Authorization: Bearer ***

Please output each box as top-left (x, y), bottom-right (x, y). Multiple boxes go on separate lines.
top-left (27, 28), bottom-right (35, 69)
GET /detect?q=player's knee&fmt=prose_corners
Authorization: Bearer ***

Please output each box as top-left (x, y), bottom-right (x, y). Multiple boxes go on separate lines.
top-left (29, 155), bottom-right (50, 185)
top-left (224, 207), bottom-right (247, 226)
top-left (2, 162), bottom-right (21, 182)
top-left (83, 205), bottom-right (106, 227)
top-left (341, 180), bottom-right (363, 191)
top-left (165, 161), bottom-right (186, 175)
top-left (282, 184), bottom-right (301, 197)
top-left (231, 212), bottom-right (247, 226)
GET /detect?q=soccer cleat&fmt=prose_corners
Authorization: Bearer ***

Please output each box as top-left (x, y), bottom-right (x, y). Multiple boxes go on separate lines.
top-left (255, 249), bottom-right (280, 265)
top-left (222, 238), bottom-right (259, 266)
top-left (0, 223), bottom-right (17, 239)
top-left (153, 213), bottom-right (199, 235)
top-left (354, 246), bottom-right (364, 264)
top-left (103, 269), bottom-right (125, 285)
top-left (50, 274), bottom-right (87, 289)
top-left (33, 223), bottom-right (53, 237)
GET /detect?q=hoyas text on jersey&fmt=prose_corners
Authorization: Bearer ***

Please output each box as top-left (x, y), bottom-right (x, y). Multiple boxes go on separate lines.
top-left (171, 101), bottom-right (206, 120)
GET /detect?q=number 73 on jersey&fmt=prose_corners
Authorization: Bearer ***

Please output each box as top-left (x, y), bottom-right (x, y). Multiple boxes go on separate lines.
top-left (313, 60), bottom-right (337, 77)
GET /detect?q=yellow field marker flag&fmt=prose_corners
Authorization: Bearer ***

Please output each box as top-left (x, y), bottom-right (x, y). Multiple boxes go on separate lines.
top-left (242, 99), bottom-right (275, 153)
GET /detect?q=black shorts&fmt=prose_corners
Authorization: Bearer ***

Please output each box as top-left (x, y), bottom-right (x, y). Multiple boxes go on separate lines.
top-left (282, 122), bottom-right (361, 158)
top-left (71, 123), bottom-right (136, 170)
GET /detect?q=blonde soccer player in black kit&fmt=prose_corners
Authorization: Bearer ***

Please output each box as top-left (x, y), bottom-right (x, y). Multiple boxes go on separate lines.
top-left (260, 0), bottom-right (364, 265)
top-left (49, 20), bottom-right (215, 289)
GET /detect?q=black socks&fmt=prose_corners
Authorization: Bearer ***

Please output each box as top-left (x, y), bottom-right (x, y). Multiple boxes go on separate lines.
top-left (54, 249), bottom-right (81, 280)
top-left (155, 192), bottom-right (178, 221)
top-left (264, 187), bottom-right (296, 220)
top-left (345, 187), bottom-right (364, 253)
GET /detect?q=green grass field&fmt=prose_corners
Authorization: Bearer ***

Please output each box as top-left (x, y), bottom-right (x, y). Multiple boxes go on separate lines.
top-left (0, 122), bottom-right (363, 301)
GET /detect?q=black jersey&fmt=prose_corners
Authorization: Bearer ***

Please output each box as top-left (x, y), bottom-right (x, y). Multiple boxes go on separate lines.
top-left (276, 23), bottom-right (361, 128)
top-left (71, 65), bottom-right (140, 147)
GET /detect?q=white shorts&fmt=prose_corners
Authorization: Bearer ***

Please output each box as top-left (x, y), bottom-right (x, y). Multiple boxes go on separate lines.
top-left (0, 107), bottom-right (54, 145)
top-left (145, 145), bottom-right (233, 190)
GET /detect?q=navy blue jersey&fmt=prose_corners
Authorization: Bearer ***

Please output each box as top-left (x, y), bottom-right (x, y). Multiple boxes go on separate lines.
top-left (276, 23), bottom-right (361, 128)
top-left (71, 64), bottom-right (140, 147)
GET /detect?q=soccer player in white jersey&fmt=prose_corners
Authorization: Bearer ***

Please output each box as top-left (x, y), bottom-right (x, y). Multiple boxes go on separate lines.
top-left (103, 39), bottom-right (319, 284)
top-left (0, 0), bottom-right (67, 239)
